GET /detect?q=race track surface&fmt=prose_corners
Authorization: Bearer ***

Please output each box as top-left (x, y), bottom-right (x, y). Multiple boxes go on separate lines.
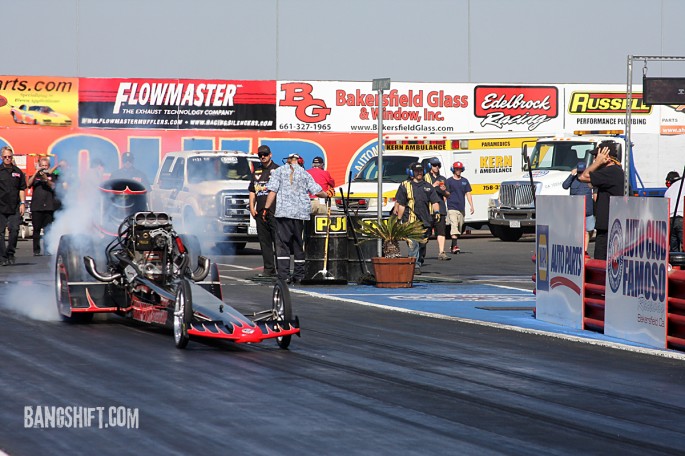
top-left (1, 235), bottom-right (684, 456)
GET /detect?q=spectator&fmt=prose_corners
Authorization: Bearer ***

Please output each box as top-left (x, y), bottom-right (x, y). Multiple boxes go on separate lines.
top-left (27, 157), bottom-right (60, 256)
top-left (0, 146), bottom-right (27, 266)
top-left (264, 153), bottom-right (334, 284)
top-left (395, 162), bottom-right (441, 275)
top-left (445, 161), bottom-right (474, 254)
top-left (562, 161), bottom-right (595, 255)
top-left (307, 156), bottom-right (335, 214)
top-left (110, 152), bottom-right (151, 190)
top-left (664, 170), bottom-right (684, 252)
top-left (424, 158), bottom-right (450, 260)
top-left (578, 141), bottom-right (625, 260)
top-left (248, 145), bottom-right (279, 277)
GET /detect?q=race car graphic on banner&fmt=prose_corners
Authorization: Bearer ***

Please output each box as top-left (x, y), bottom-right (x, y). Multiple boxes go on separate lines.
top-left (79, 78), bottom-right (276, 130)
top-left (0, 76), bottom-right (78, 128)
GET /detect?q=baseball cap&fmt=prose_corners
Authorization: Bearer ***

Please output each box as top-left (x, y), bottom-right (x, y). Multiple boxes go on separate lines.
top-left (257, 145), bottom-right (271, 156)
top-left (122, 152), bottom-right (134, 163)
top-left (666, 171), bottom-right (680, 186)
top-left (312, 156), bottom-right (324, 165)
top-left (576, 162), bottom-right (586, 172)
top-left (411, 163), bottom-right (424, 173)
top-left (452, 161), bottom-right (465, 170)
top-left (286, 153), bottom-right (301, 160)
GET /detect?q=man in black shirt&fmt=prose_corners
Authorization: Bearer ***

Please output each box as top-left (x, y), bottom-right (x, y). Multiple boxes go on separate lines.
top-left (27, 156), bottom-right (60, 256)
top-left (248, 145), bottom-right (279, 277)
top-left (578, 141), bottom-right (625, 260)
top-left (0, 146), bottom-right (27, 265)
top-left (395, 162), bottom-right (441, 274)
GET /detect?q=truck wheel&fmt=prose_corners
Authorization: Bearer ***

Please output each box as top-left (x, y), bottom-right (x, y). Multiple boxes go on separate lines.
top-left (489, 224), bottom-right (524, 242)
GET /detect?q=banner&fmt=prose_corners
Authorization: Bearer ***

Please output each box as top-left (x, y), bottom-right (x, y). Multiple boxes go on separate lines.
top-left (78, 78), bottom-right (276, 130)
top-left (535, 195), bottom-right (585, 329)
top-left (0, 76), bottom-right (78, 128)
top-left (604, 196), bottom-right (668, 348)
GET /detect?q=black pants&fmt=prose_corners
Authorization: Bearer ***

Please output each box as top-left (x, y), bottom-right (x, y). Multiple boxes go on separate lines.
top-left (594, 229), bottom-right (608, 261)
top-left (32, 210), bottom-right (55, 254)
top-left (0, 211), bottom-right (21, 260)
top-left (275, 218), bottom-right (305, 281)
top-left (256, 212), bottom-right (278, 274)
top-left (671, 216), bottom-right (683, 252)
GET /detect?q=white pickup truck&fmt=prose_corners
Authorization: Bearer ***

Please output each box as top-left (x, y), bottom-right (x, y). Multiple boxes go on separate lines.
top-left (149, 150), bottom-right (258, 250)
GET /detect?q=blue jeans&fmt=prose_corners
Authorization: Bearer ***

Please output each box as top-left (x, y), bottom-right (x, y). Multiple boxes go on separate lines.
top-left (407, 226), bottom-right (432, 267)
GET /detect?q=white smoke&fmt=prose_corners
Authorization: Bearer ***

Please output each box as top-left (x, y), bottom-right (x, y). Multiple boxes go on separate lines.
top-left (42, 165), bottom-right (102, 256)
top-left (1, 282), bottom-right (60, 321)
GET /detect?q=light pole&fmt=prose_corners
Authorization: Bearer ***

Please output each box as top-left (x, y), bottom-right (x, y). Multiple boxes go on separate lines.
top-left (372, 78), bottom-right (391, 257)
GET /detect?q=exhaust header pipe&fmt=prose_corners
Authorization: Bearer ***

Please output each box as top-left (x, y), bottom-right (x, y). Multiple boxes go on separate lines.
top-left (84, 256), bottom-right (121, 283)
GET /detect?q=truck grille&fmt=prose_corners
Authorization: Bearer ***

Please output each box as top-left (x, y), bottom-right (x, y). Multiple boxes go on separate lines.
top-left (500, 182), bottom-right (536, 208)
top-left (220, 191), bottom-right (251, 224)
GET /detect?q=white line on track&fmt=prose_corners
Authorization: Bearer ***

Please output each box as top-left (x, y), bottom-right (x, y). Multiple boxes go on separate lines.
top-left (215, 263), bottom-right (253, 270)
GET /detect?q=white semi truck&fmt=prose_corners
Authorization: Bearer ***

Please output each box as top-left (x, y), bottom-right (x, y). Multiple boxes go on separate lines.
top-left (488, 130), bottom-right (676, 241)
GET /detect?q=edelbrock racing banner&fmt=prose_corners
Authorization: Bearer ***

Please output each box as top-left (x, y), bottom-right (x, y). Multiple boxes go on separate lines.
top-left (79, 78), bottom-right (276, 130)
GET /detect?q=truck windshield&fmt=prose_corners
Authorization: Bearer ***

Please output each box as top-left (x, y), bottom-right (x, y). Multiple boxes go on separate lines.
top-left (528, 141), bottom-right (595, 171)
top-left (187, 156), bottom-right (253, 183)
top-left (354, 156), bottom-right (417, 183)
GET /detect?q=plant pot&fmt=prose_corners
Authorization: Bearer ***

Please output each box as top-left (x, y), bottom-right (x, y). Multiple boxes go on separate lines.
top-left (371, 257), bottom-right (416, 288)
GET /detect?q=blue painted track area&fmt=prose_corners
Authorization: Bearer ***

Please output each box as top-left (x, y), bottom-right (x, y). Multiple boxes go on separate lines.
top-left (294, 282), bottom-right (685, 357)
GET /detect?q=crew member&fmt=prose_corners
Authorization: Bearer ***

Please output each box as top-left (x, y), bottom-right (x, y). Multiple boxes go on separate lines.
top-left (307, 156), bottom-right (336, 214)
top-left (264, 153), bottom-right (334, 285)
top-left (249, 145), bottom-right (279, 277)
top-left (0, 146), bottom-right (27, 266)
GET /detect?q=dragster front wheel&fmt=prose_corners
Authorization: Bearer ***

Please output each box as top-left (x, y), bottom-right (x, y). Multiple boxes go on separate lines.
top-left (272, 279), bottom-right (293, 349)
top-left (174, 279), bottom-right (193, 349)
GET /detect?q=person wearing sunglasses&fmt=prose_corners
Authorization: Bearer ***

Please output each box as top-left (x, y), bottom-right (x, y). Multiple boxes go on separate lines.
top-left (0, 146), bottom-right (27, 266)
top-left (248, 145), bottom-right (279, 277)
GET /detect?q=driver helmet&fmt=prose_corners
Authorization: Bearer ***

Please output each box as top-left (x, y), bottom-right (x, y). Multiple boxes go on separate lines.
top-left (98, 178), bottom-right (148, 234)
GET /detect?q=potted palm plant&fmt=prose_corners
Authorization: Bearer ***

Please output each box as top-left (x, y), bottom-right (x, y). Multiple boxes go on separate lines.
top-left (355, 215), bottom-right (426, 288)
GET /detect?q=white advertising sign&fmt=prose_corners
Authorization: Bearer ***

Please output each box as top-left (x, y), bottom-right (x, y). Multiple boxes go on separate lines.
top-left (604, 196), bottom-right (668, 348)
top-left (276, 81), bottom-right (565, 134)
top-left (563, 84), bottom-right (660, 134)
top-left (535, 195), bottom-right (586, 328)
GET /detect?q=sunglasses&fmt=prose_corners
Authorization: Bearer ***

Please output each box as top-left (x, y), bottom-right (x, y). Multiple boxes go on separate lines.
top-left (432, 163), bottom-right (441, 167)
top-left (2, 156), bottom-right (12, 159)
top-left (258, 152), bottom-right (271, 157)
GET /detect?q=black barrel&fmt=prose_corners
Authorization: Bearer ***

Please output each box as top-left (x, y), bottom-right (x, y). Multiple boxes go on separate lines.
top-left (303, 213), bottom-right (348, 283)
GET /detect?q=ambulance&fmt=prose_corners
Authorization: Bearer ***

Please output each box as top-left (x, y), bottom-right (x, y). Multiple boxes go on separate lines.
top-left (338, 132), bottom-right (544, 229)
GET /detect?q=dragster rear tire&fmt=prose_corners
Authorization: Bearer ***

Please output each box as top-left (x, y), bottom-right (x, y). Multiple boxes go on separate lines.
top-left (55, 235), bottom-right (94, 323)
top-left (272, 279), bottom-right (293, 350)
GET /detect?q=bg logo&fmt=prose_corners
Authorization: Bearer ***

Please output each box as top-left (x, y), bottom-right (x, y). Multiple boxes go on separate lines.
top-left (279, 82), bottom-right (331, 123)
top-left (315, 216), bottom-right (347, 233)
